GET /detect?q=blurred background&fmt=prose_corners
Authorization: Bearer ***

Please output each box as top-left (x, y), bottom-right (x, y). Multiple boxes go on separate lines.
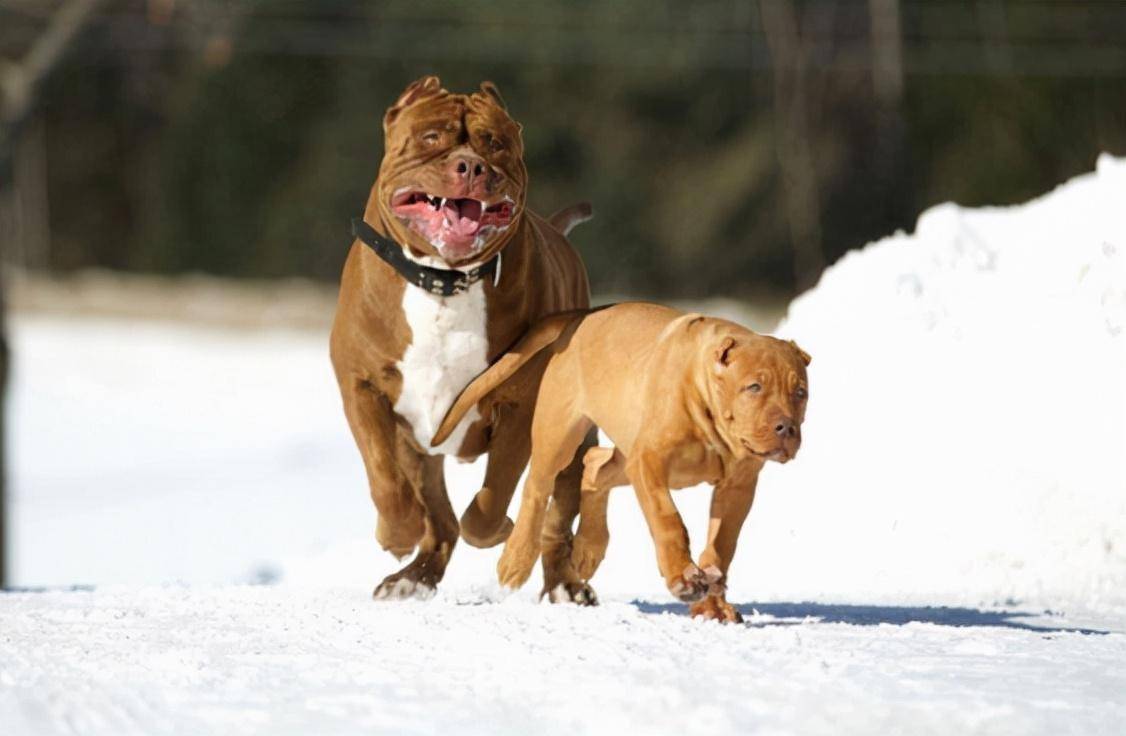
top-left (1, 0), bottom-right (1125, 588)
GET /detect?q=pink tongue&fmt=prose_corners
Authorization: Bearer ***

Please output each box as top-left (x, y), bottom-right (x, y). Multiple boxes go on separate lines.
top-left (442, 200), bottom-right (481, 236)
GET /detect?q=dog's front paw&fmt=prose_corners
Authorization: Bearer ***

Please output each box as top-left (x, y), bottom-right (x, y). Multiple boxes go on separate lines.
top-left (690, 594), bottom-right (744, 623)
top-left (372, 550), bottom-right (446, 600)
top-left (668, 563), bottom-right (711, 603)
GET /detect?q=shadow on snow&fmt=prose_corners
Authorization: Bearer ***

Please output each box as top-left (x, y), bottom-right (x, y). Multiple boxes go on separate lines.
top-left (630, 600), bottom-right (1110, 635)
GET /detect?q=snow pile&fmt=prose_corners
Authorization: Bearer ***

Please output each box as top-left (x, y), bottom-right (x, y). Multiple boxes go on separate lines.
top-left (748, 154), bottom-right (1126, 607)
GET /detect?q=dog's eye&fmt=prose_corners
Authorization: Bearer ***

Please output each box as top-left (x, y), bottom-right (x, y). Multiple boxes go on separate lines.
top-left (745, 383), bottom-right (762, 394)
top-left (795, 387), bottom-right (808, 400)
top-left (420, 131), bottom-right (441, 146)
top-left (479, 133), bottom-right (505, 153)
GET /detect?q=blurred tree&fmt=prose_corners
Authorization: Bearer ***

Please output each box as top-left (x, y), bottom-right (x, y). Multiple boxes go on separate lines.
top-left (2, 0), bottom-right (1125, 299)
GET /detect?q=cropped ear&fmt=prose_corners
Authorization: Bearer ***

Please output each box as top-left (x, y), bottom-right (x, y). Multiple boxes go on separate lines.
top-left (384, 75), bottom-right (443, 132)
top-left (714, 337), bottom-right (737, 370)
top-left (478, 81), bottom-right (507, 110)
top-left (789, 340), bottom-right (812, 366)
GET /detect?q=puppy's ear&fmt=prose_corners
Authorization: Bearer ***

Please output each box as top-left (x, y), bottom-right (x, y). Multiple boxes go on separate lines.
top-left (714, 337), bottom-right (737, 371)
top-left (789, 340), bottom-right (812, 366)
top-left (384, 75), bottom-right (443, 132)
top-left (478, 81), bottom-right (507, 110)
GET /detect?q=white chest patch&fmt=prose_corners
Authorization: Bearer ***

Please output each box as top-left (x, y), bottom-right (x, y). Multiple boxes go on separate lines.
top-left (394, 281), bottom-right (489, 455)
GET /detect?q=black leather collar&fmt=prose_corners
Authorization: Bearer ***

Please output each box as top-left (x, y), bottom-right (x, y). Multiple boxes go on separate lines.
top-left (351, 218), bottom-right (500, 297)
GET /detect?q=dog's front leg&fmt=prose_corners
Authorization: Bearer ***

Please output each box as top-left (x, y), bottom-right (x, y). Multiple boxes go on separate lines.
top-left (691, 463), bottom-right (762, 623)
top-left (339, 379), bottom-right (425, 561)
top-left (629, 451), bottom-right (711, 603)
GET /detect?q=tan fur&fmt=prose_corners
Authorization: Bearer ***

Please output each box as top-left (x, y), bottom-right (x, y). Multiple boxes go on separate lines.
top-left (330, 76), bottom-right (593, 600)
top-left (435, 303), bottom-right (811, 620)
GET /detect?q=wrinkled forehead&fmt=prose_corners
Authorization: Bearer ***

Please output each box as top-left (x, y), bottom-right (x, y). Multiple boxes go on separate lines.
top-left (390, 93), bottom-right (518, 136)
top-left (736, 341), bottom-right (808, 382)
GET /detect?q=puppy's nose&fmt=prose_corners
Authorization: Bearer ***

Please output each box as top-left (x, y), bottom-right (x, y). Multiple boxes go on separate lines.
top-left (774, 417), bottom-right (797, 438)
top-left (449, 154), bottom-right (487, 185)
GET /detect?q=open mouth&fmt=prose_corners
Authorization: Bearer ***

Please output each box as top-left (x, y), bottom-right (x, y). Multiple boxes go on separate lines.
top-left (391, 188), bottom-right (515, 262)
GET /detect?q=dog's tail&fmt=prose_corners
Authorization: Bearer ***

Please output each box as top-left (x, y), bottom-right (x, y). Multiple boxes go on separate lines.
top-left (432, 311), bottom-right (587, 448)
top-left (548, 202), bottom-right (593, 236)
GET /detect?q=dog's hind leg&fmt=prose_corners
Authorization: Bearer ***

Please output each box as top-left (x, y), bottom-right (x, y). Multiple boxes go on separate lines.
top-left (496, 393), bottom-right (593, 593)
top-left (570, 445), bottom-right (628, 581)
top-left (540, 427), bottom-right (600, 604)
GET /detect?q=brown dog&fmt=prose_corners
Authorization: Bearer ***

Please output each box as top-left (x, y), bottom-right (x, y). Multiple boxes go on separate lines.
top-left (432, 303), bottom-right (811, 620)
top-left (330, 76), bottom-right (595, 600)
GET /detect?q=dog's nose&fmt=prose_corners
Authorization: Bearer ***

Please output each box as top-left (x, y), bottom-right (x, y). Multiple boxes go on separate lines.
top-left (449, 154), bottom-right (487, 185)
top-left (774, 417), bottom-right (797, 438)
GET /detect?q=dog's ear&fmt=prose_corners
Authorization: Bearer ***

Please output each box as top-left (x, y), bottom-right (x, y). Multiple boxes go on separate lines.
top-left (789, 340), bottom-right (812, 366)
top-left (478, 81), bottom-right (507, 110)
top-left (384, 75), bottom-right (443, 132)
top-left (714, 336), bottom-right (737, 371)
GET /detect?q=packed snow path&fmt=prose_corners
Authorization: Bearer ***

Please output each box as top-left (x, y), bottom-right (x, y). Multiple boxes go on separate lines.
top-left (2, 587), bottom-right (1123, 736)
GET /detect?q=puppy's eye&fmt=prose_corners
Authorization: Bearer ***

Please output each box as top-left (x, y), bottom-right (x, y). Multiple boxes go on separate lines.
top-left (745, 383), bottom-right (762, 394)
top-left (420, 131), bottom-right (441, 146)
top-left (795, 387), bottom-right (808, 400)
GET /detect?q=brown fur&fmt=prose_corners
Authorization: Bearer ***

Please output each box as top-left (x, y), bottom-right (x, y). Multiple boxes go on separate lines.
top-left (330, 76), bottom-right (593, 599)
top-left (434, 303), bottom-right (811, 620)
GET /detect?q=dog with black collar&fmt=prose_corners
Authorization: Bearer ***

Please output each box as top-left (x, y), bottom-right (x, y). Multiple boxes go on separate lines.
top-left (330, 76), bottom-right (595, 600)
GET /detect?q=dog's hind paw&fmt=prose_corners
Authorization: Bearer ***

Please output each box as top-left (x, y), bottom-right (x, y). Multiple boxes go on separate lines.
top-left (372, 577), bottom-right (435, 601)
top-left (496, 547), bottom-right (537, 590)
top-left (570, 533), bottom-right (609, 581)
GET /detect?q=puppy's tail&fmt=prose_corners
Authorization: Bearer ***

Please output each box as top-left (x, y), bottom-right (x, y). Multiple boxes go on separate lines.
top-left (547, 202), bottom-right (593, 236)
top-left (431, 310), bottom-right (587, 447)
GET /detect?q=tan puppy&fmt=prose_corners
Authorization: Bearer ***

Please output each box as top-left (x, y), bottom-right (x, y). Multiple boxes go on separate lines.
top-left (432, 303), bottom-right (811, 621)
top-left (330, 76), bottom-right (594, 600)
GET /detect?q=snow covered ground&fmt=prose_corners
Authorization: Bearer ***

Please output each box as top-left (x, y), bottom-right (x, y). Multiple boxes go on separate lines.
top-left (3, 587), bottom-right (1123, 736)
top-left (3, 156), bottom-right (1125, 734)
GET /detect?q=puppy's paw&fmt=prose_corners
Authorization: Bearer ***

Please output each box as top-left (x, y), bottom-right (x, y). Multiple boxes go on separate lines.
top-left (570, 532), bottom-right (609, 581)
top-left (496, 546), bottom-right (537, 590)
top-left (690, 595), bottom-right (744, 623)
top-left (702, 565), bottom-right (726, 597)
top-left (668, 563), bottom-right (710, 603)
